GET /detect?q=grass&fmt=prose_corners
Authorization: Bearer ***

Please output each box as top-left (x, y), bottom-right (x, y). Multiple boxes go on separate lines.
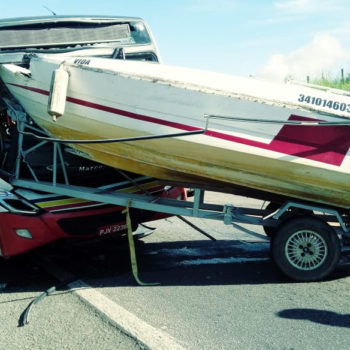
top-left (311, 77), bottom-right (350, 91)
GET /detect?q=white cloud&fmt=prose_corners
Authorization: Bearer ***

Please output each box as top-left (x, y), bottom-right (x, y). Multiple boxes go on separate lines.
top-left (259, 34), bottom-right (349, 81)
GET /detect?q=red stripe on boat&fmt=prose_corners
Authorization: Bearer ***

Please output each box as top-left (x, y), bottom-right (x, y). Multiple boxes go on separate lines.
top-left (8, 83), bottom-right (349, 166)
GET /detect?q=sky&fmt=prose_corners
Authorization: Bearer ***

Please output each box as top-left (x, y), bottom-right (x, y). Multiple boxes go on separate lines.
top-left (2, 0), bottom-right (350, 81)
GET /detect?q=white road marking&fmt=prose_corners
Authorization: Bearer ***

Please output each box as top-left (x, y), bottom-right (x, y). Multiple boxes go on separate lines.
top-left (68, 280), bottom-right (185, 350)
top-left (39, 241), bottom-right (269, 349)
top-left (39, 258), bottom-right (187, 350)
top-left (68, 279), bottom-right (187, 350)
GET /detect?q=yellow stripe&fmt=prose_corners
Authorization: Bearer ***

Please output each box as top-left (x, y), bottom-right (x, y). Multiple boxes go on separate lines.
top-left (37, 197), bottom-right (87, 208)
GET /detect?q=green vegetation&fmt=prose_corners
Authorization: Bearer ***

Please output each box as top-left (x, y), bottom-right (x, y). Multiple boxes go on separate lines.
top-left (311, 76), bottom-right (350, 91)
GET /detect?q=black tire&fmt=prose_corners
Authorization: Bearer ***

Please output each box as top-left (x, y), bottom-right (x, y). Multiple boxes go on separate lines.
top-left (271, 216), bottom-right (340, 281)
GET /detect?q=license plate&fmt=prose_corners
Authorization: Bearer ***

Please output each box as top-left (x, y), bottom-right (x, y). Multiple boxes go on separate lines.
top-left (97, 223), bottom-right (127, 236)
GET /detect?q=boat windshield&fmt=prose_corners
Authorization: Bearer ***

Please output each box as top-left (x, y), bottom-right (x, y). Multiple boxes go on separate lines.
top-left (0, 20), bottom-right (153, 51)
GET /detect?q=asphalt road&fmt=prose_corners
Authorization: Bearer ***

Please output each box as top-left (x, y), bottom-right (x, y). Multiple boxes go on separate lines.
top-left (0, 254), bottom-right (144, 350)
top-left (1, 194), bottom-right (350, 349)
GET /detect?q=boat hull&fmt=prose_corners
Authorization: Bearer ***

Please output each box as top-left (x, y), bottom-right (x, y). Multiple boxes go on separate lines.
top-left (2, 56), bottom-right (350, 208)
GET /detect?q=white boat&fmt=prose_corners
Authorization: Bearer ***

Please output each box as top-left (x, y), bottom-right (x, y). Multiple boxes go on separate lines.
top-left (2, 54), bottom-right (350, 208)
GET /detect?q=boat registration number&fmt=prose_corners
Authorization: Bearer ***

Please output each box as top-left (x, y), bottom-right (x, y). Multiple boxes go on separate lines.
top-left (74, 58), bottom-right (91, 65)
top-left (298, 94), bottom-right (350, 112)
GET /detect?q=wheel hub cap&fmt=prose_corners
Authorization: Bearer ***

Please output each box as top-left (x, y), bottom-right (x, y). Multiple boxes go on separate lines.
top-left (285, 230), bottom-right (327, 271)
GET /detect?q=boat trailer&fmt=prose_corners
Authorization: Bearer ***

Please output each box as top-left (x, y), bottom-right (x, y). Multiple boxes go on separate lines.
top-left (3, 105), bottom-right (350, 282)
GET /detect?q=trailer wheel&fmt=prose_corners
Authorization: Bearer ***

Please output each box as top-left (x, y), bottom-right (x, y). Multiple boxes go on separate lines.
top-left (272, 216), bottom-right (340, 281)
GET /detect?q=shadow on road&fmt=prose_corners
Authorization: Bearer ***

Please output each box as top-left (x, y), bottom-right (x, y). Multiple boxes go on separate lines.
top-left (1, 237), bottom-right (350, 293)
top-left (277, 308), bottom-right (350, 328)
top-left (0, 253), bottom-right (57, 294)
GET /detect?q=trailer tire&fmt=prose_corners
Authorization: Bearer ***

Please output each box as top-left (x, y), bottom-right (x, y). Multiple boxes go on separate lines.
top-left (272, 216), bottom-right (340, 281)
